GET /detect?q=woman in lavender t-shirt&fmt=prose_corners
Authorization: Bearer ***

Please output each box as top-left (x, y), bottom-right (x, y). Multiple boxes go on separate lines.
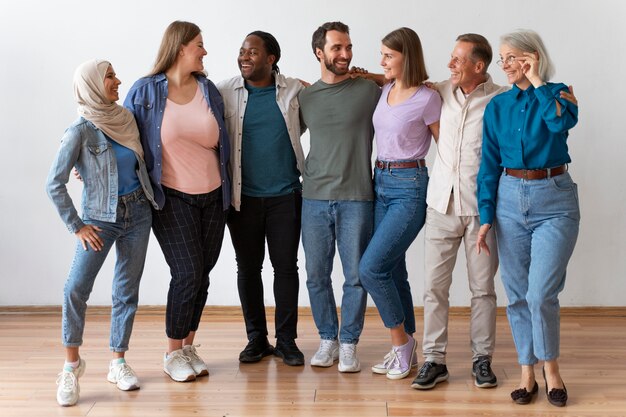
top-left (359, 27), bottom-right (441, 381)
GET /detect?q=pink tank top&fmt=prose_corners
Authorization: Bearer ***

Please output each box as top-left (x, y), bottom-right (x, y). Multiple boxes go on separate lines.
top-left (161, 84), bottom-right (221, 194)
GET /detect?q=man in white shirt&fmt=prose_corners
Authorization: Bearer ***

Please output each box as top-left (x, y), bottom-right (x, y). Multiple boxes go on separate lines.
top-left (411, 34), bottom-right (505, 390)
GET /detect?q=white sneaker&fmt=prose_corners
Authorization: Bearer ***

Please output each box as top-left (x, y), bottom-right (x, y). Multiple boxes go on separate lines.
top-left (183, 344), bottom-right (209, 377)
top-left (107, 360), bottom-right (140, 391)
top-left (310, 339), bottom-right (339, 367)
top-left (338, 343), bottom-right (360, 373)
top-left (163, 349), bottom-right (196, 382)
top-left (56, 358), bottom-right (85, 406)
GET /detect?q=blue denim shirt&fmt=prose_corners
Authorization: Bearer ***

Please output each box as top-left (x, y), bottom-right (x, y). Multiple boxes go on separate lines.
top-left (124, 73), bottom-right (231, 210)
top-left (46, 118), bottom-right (158, 233)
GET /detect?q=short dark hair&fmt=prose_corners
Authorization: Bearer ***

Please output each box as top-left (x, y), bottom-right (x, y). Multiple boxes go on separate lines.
top-left (311, 21), bottom-right (349, 61)
top-left (456, 33), bottom-right (493, 72)
top-left (247, 30), bottom-right (281, 74)
top-left (382, 27), bottom-right (428, 87)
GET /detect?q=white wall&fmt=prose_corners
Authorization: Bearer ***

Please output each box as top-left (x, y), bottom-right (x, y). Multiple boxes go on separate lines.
top-left (1, 0), bottom-right (624, 307)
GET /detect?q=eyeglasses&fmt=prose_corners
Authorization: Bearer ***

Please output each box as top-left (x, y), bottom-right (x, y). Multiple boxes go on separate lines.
top-left (497, 56), bottom-right (518, 67)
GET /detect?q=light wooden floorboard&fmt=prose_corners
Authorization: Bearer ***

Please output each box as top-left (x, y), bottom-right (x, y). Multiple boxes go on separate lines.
top-left (1, 311), bottom-right (625, 416)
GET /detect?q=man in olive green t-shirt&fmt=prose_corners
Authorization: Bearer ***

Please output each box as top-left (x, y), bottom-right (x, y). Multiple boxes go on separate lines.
top-left (299, 21), bottom-right (380, 374)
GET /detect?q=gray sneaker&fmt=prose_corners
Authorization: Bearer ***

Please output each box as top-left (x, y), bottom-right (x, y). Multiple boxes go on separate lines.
top-left (411, 361), bottom-right (449, 390)
top-left (472, 356), bottom-right (497, 388)
top-left (310, 339), bottom-right (339, 367)
top-left (338, 343), bottom-right (360, 373)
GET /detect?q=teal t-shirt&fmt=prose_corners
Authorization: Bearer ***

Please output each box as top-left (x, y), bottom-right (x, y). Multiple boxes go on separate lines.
top-left (241, 83), bottom-right (301, 197)
top-left (298, 77), bottom-right (380, 201)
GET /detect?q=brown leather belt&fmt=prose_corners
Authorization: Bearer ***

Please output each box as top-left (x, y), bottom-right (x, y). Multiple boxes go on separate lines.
top-left (375, 159), bottom-right (426, 170)
top-left (504, 165), bottom-right (567, 180)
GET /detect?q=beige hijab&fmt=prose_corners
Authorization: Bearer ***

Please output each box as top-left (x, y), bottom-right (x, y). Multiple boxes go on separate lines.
top-left (73, 59), bottom-right (143, 159)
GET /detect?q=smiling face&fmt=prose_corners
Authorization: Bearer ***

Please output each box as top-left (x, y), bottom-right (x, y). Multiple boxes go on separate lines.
top-left (238, 35), bottom-right (274, 84)
top-left (380, 44), bottom-right (403, 81)
top-left (103, 65), bottom-right (121, 103)
top-left (499, 43), bottom-right (529, 88)
top-left (179, 33), bottom-right (207, 73)
top-left (448, 41), bottom-right (485, 93)
top-left (317, 30), bottom-right (352, 76)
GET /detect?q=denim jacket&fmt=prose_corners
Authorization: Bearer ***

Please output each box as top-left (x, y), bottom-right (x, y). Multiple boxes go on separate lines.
top-left (217, 72), bottom-right (306, 211)
top-left (46, 118), bottom-right (158, 233)
top-left (124, 73), bottom-right (231, 210)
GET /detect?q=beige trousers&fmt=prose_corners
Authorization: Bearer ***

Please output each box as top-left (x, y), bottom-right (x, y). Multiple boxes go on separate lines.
top-left (422, 196), bottom-right (498, 364)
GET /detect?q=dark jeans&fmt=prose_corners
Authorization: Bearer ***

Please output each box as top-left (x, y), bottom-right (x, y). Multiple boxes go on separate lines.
top-left (227, 191), bottom-right (302, 342)
top-left (152, 186), bottom-right (227, 340)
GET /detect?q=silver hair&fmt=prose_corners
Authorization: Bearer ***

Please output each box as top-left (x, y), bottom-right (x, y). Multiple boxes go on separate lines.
top-left (500, 29), bottom-right (555, 81)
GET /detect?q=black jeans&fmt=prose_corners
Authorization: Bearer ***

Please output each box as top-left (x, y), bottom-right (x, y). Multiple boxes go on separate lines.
top-left (152, 186), bottom-right (226, 340)
top-left (227, 191), bottom-right (302, 342)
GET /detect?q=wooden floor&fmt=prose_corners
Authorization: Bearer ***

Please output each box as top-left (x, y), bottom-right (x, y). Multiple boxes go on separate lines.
top-left (1, 309), bottom-right (626, 417)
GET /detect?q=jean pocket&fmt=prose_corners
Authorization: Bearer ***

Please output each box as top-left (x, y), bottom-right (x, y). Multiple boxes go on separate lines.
top-left (550, 173), bottom-right (575, 192)
top-left (388, 168), bottom-right (418, 181)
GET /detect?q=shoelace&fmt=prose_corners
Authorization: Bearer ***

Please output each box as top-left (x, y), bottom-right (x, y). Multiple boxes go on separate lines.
top-left (476, 359), bottom-right (491, 377)
top-left (418, 362), bottom-right (434, 378)
top-left (113, 363), bottom-right (136, 380)
top-left (317, 340), bottom-right (335, 356)
top-left (56, 370), bottom-right (77, 392)
top-left (186, 344), bottom-right (202, 360)
top-left (388, 348), bottom-right (403, 369)
top-left (340, 343), bottom-right (356, 357)
top-left (172, 352), bottom-right (192, 364)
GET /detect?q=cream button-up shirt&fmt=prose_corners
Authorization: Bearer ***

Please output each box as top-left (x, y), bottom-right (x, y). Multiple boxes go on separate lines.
top-left (426, 75), bottom-right (508, 216)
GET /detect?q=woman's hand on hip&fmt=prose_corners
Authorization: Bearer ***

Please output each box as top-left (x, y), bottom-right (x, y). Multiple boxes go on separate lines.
top-left (76, 225), bottom-right (104, 251)
top-left (476, 224), bottom-right (492, 256)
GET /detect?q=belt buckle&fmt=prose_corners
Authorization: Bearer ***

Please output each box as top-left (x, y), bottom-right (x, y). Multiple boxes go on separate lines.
top-left (522, 170), bottom-right (529, 180)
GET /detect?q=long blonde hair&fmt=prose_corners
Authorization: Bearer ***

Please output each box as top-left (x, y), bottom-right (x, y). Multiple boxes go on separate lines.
top-left (149, 21), bottom-right (202, 76)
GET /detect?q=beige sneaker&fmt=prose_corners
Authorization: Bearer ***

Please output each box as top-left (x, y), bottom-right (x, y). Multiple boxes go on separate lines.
top-left (183, 344), bottom-right (209, 377)
top-left (163, 349), bottom-right (196, 382)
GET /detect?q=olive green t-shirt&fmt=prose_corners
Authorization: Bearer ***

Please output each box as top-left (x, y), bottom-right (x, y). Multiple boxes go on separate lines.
top-left (299, 77), bottom-right (381, 201)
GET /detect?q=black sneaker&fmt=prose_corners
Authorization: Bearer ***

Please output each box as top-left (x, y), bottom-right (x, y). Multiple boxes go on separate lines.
top-left (274, 339), bottom-right (304, 366)
top-left (410, 361), bottom-right (449, 390)
top-left (472, 356), bottom-right (498, 388)
top-left (238, 337), bottom-right (274, 363)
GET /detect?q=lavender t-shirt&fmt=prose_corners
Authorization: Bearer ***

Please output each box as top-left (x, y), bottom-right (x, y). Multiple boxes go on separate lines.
top-left (373, 82), bottom-right (442, 161)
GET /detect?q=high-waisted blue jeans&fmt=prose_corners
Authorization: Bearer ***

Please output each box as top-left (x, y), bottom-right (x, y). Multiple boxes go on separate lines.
top-left (359, 165), bottom-right (428, 335)
top-left (496, 172), bottom-right (580, 365)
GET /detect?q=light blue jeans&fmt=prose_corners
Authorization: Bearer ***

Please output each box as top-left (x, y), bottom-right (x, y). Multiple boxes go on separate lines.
top-left (495, 172), bottom-right (580, 365)
top-left (62, 188), bottom-right (152, 352)
top-left (359, 166), bottom-right (428, 335)
top-left (301, 198), bottom-right (373, 344)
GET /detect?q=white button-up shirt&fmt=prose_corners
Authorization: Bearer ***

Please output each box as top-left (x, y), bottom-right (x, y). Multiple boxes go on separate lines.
top-left (426, 75), bottom-right (507, 216)
top-left (217, 73), bottom-right (306, 211)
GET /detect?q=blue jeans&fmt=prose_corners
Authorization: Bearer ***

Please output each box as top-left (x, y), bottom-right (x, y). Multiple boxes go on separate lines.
top-left (495, 172), bottom-right (580, 365)
top-left (62, 188), bottom-right (152, 352)
top-left (359, 166), bottom-right (428, 334)
top-left (301, 198), bottom-right (373, 344)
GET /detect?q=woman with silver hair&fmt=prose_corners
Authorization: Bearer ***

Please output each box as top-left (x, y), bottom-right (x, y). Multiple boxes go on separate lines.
top-left (476, 29), bottom-right (579, 407)
top-left (47, 59), bottom-right (158, 406)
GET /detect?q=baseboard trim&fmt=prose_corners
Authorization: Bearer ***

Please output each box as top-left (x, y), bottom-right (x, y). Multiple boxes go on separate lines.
top-left (2, 305), bottom-right (626, 317)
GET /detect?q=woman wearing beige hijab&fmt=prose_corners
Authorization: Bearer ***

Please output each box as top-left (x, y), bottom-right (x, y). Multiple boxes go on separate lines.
top-left (46, 59), bottom-right (158, 407)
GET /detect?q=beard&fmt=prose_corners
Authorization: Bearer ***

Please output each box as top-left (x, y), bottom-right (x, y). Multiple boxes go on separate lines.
top-left (323, 56), bottom-right (351, 76)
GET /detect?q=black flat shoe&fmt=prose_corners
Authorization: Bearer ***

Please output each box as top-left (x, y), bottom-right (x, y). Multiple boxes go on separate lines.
top-left (543, 367), bottom-right (568, 407)
top-left (510, 381), bottom-right (538, 404)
